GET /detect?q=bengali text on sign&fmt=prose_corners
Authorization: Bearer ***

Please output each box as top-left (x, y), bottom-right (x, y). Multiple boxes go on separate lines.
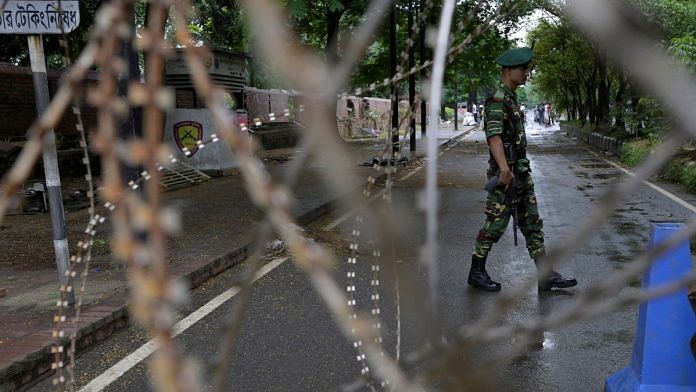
top-left (0, 1), bottom-right (80, 34)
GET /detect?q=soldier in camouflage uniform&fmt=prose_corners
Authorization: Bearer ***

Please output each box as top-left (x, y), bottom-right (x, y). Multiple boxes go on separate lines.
top-left (468, 47), bottom-right (577, 292)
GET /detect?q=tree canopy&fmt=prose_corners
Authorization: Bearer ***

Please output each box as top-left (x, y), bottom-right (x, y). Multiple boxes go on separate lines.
top-left (527, 0), bottom-right (696, 134)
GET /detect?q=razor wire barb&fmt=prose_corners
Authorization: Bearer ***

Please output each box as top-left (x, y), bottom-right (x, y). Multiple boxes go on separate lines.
top-left (0, 0), bottom-right (695, 391)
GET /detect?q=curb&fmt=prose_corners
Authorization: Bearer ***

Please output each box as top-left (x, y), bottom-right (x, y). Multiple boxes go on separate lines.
top-left (0, 131), bottom-right (466, 391)
top-left (0, 202), bottom-right (332, 392)
top-left (561, 122), bottom-right (624, 155)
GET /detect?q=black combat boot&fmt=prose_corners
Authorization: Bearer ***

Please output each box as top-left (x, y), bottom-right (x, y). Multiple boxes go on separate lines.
top-left (535, 264), bottom-right (577, 291)
top-left (538, 270), bottom-right (577, 291)
top-left (533, 253), bottom-right (577, 291)
top-left (468, 255), bottom-right (501, 291)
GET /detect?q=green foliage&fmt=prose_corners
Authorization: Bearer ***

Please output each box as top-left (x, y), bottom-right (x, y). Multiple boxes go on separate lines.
top-left (619, 140), bottom-right (652, 167)
top-left (680, 163), bottom-right (696, 193)
top-left (631, 0), bottom-right (696, 38)
top-left (668, 35), bottom-right (696, 71)
top-left (527, 18), bottom-right (596, 121)
top-left (189, 0), bottom-right (249, 53)
top-left (624, 97), bottom-right (669, 137)
top-left (660, 161), bottom-right (684, 182)
top-left (659, 159), bottom-right (696, 193)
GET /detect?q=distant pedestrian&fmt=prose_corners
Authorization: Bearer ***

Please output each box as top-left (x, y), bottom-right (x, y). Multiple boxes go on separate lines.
top-left (520, 104), bottom-right (526, 123)
top-left (548, 103), bottom-right (556, 125)
top-left (468, 47), bottom-right (577, 292)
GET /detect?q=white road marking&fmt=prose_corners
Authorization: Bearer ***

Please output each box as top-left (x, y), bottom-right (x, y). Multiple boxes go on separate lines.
top-left (590, 151), bottom-right (696, 214)
top-left (402, 130), bottom-right (476, 181)
top-left (324, 129), bottom-right (477, 231)
top-left (79, 257), bottom-right (289, 392)
top-left (398, 167), bottom-right (420, 182)
top-left (323, 189), bottom-right (387, 230)
top-left (572, 137), bottom-right (696, 214)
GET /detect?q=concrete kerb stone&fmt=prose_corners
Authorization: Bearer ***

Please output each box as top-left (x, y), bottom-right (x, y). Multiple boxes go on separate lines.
top-left (0, 130), bottom-right (468, 390)
top-left (562, 123), bottom-right (623, 156)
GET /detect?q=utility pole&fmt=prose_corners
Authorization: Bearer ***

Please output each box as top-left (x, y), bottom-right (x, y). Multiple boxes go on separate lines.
top-left (390, 3), bottom-right (399, 157)
top-left (419, 0), bottom-right (427, 138)
top-left (28, 35), bottom-right (74, 305)
top-left (118, 1), bottom-right (143, 186)
top-left (408, 0), bottom-right (416, 152)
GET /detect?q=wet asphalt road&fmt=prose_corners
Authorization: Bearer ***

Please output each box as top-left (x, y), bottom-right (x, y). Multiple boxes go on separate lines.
top-left (31, 120), bottom-right (696, 391)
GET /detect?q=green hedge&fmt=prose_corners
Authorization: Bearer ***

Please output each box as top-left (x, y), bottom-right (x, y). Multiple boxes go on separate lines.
top-left (621, 140), bottom-right (696, 193)
top-left (678, 163), bottom-right (696, 193)
top-left (619, 140), bottom-right (652, 168)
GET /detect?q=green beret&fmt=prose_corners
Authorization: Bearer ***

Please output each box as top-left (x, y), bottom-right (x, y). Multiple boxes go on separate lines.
top-left (495, 47), bottom-right (534, 68)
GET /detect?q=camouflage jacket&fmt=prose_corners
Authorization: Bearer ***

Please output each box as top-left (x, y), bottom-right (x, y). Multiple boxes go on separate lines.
top-left (483, 81), bottom-right (530, 175)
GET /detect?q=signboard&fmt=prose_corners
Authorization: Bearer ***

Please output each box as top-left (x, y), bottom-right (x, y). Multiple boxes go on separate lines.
top-left (0, 1), bottom-right (80, 34)
top-left (165, 49), bottom-right (246, 78)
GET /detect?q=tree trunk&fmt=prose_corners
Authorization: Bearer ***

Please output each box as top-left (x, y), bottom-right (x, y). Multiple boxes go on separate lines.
top-left (408, 0), bottom-right (416, 151)
top-left (389, 4), bottom-right (398, 154)
top-left (574, 86), bottom-right (585, 126)
top-left (418, 0), bottom-right (427, 137)
top-left (326, 9), bottom-right (343, 65)
top-left (597, 56), bottom-right (610, 125)
top-left (326, 7), bottom-right (345, 136)
top-left (468, 86), bottom-right (476, 113)
top-left (585, 69), bottom-right (596, 126)
top-left (613, 76), bottom-right (627, 130)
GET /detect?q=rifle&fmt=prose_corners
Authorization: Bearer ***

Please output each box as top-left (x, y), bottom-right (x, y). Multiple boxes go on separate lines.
top-left (483, 143), bottom-right (520, 246)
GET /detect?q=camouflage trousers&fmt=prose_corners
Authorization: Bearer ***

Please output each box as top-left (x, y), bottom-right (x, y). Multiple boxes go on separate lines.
top-left (472, 174), bottom-right (545, 260)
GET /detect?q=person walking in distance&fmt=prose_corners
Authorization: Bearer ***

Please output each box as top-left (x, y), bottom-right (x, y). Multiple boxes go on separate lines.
top-left (468, 47), bottom-right (577, 292)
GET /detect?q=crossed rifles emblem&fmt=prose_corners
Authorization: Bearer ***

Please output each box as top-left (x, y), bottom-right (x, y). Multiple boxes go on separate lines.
top-left (173, 121), bottom-right (203, 157)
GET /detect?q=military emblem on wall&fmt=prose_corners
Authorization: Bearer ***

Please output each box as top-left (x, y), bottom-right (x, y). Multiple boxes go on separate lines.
top-left (173, 121), bottom-right (203, 157)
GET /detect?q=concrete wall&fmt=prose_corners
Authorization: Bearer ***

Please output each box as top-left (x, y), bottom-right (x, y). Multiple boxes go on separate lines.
top-left (164, 109), bottom-right (237, 172)
top-left (0, 62), bottom-right (423, 142)
top-left (335, 96), bottom-right (429, 138)
top-left (245, 88), bottom-right (295, 124)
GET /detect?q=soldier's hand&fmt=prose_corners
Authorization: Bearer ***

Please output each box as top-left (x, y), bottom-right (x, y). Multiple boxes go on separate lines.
top-left (499, 168), bottom-right (515, 190)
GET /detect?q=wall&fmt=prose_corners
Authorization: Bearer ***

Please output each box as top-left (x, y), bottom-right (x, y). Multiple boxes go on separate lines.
top-left (244, 88), bottom-right (295, 124)
top-left (0, 63), bottom-right (98, 141)
top-left (0, 61), bottom-right (421, 142)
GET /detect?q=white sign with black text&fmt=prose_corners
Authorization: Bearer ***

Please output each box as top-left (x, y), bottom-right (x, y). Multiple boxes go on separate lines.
top-left (0, 0), bottom-right (79, 34)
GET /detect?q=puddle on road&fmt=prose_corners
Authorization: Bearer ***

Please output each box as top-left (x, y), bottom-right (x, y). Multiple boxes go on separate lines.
top-left (617, 221), bottom-right (642, 235)
top-left (580, 329), bottom-right (634, 349)
top-left (602, 330), bottom-right (634, 344)
top-left (581, 163), bottom-right (612, 169)
top-left (608, 252), bottom-right (632, 263)
top-left (615, 206), bottom-right (645, 213)
top-left (593, 172), bottom-right (622, 179)
top-left (627, 277), bottom-right (642, 288)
